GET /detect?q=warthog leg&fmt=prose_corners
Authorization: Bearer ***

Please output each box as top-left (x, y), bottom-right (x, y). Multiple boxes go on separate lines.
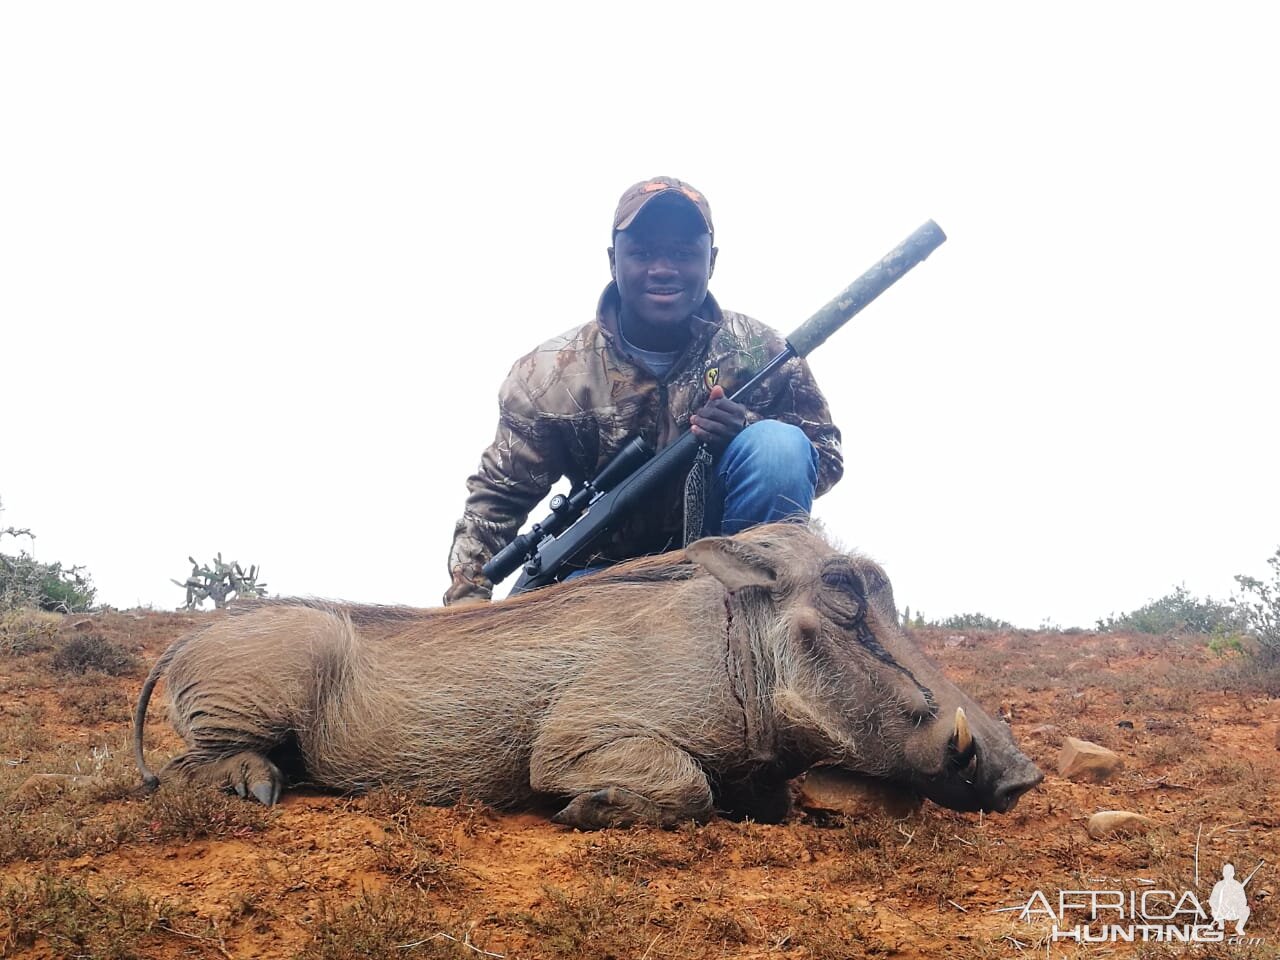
top-left (161, 750), bottom-right (283, 806)
top-left (552, 786), bottom-right (668, 829)
top-left (530, 735), bottom-right (713, 829)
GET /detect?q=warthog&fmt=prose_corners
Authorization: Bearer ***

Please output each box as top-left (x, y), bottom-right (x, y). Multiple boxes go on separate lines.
top-left (133, 524), bottom-right (1042, 828)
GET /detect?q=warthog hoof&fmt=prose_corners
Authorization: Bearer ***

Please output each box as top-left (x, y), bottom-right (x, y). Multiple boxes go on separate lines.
top-left (163, 750), bottom-right (284, 806)
top-left (553, 786), bottom-right (667, 829)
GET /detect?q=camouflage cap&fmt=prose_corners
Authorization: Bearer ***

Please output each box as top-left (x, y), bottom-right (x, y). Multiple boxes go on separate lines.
top-left (612, 176), bottom-right (714, 240)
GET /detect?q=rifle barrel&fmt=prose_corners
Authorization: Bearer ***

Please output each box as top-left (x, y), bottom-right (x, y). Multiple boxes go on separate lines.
top-left (786, 220), bottom-right (945, 358)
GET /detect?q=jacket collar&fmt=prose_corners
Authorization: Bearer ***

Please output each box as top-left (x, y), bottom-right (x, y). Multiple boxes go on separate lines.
top-left (595, 282), bottom-right (724, 367)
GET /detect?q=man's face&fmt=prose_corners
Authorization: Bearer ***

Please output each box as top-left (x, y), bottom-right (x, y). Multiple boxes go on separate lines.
top-left (609, 199), bottom-right (717, 334)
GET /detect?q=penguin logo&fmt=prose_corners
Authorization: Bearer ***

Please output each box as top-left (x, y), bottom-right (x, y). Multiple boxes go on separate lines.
top-left (704, 367), bottom-right (720, 390)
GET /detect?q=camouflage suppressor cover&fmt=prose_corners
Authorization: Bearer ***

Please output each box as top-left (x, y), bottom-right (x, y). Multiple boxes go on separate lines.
top-left (786, 220), bottom-right (946, 357)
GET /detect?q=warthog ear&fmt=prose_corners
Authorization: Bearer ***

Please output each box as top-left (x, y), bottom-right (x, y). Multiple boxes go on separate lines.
top-left (685, 537), bottom-right (779, 591)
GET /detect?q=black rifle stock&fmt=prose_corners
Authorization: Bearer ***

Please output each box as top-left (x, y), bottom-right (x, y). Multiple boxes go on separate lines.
top-left (483, 219), bottom-right (947, 594)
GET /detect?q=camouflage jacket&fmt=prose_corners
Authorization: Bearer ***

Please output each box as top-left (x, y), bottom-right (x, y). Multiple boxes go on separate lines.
top-left (444, 284), bottom-right (843, 604)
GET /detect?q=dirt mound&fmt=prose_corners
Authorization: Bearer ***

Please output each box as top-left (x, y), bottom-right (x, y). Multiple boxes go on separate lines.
top-left (1, 611), bottom-right (1277, 958)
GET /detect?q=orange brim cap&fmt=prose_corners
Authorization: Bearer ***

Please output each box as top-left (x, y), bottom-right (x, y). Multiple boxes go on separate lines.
top-left (612, 176), bottom-right (714, 239)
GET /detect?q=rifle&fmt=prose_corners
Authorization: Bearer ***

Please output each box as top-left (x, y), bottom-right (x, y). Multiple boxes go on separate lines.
top-left (483, 219), bottom-right (947, 594)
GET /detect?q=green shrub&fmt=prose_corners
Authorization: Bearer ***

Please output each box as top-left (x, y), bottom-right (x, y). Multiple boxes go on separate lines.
top-left (1, 501), bottom-right (96, 613)
top-left (1207, 635), bottom-right (1245, 656)
top-left (1097, 585), bottom-right (1245, 636)
top-left (932, 612), bottom-right (1013, 631)
top-left (1235, 546), bottom-right (1280, 653)
top-left (0, 551), bottom-right (96, 614)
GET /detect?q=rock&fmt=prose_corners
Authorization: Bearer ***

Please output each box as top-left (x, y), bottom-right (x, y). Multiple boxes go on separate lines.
top-left (1028, 724), bottom-right (1059, 739)
top-left (14, 773), bottom-right (103, 802)
top-left (944, 635), bottom-right (970, 649)
top-left (796, 768), bottom-right (922, 818)
top-left (1116, 720), bottom-right (1134, 730)
top-left (1087, 810), bottom-right (1155, 840)
top-left (1058, 737), bottom-right (1123, 783)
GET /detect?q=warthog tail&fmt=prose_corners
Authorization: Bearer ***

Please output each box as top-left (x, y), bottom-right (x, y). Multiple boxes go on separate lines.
top-left (132, 629), bottom-right (201, 790)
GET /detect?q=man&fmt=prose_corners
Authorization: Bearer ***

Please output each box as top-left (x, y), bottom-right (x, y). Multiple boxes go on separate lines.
top-left (444, 176), bottom-right (843, 605)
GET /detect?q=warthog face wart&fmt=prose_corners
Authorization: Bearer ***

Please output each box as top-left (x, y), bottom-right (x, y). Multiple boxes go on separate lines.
top-left (687, 531), bottom-right (1043, 815)
top-left (135, 523), bottom-right (1041, 827)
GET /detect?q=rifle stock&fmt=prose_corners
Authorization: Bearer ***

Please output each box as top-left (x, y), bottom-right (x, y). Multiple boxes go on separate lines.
top-left (483, 219), bottom-right (947, 594)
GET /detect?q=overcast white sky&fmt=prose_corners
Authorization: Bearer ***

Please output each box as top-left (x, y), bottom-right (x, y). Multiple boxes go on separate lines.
top-left (2, 3), bottom-right (1277, 628)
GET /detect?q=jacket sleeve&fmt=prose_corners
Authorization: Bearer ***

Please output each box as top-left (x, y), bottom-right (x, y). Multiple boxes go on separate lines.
top-left (444, 371), bottom-right (563, 605)
top-left (745, 354), bottom-right (844, 498)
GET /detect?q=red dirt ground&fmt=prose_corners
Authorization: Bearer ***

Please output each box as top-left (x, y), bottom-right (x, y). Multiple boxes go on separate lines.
top-left (1, 610), bottom-right (1277, 959)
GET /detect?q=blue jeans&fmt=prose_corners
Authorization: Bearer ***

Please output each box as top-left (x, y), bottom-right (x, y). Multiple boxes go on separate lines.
top-left (706, 419), bottom-right (819, 535)
top-left (562, 421), bottom-right (818, 582)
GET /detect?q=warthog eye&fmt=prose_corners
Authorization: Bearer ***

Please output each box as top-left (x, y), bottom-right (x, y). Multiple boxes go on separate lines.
top-left (821, 568), bottom-right (850, 588)
top-left (820, 561), bottom-right (864, 596)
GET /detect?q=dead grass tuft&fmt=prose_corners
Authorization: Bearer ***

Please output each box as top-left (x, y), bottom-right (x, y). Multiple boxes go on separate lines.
top-left (1220, 650), bottom-right (1280, 696)
top-left (517, 880), bottom-right (671, 959)
top-left (58, 679), bottom-right (128, 725)
top-left (566, 829), bottom-right (692, 877)
top-left (139, 782), bottom-right (274, 841)
top-left (295, 889), bottom-right (477, 960)
top-left (0, 608), bottom-right (59, 655)
top-left (355, 787), bottom-right (495, 838)
top-left (355, 787), bottom-right (475, 894)
top-left (373, 830), bottom-right (467, 894)
top-left (765, 894), bottom-right (888, 958)
top-left (0, 871), bottom-right (211, 960)
top-left (0, 702), bottom-right (50, 756)
top-left (0, 778), bottom-right (270, 866)
top-left (49, 631), bottom-right (139, 676)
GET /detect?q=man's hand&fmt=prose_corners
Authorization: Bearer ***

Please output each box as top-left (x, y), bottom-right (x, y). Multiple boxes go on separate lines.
top-left (690, 385), bottom-right (749, 454)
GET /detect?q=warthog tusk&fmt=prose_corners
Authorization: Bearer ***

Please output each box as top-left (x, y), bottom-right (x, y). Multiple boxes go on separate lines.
top-left (954, 706), bottom-right (973, 755)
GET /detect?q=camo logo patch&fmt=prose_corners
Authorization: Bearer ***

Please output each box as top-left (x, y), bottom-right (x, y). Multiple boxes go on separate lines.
top-left (704, 366), bottom-right (720, 390)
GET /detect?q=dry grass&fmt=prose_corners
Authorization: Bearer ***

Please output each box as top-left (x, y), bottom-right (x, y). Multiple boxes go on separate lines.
top-left (372, 826), bottom-right (467, 895)
top-left (565, 829), bottom-right (693, 877)
top-left (57, 678), bottom-right (130, 726)
top-left (294, 890), bottom-right (477, 960)
top-left (1, 610), bottom-right (1277, 959)
top-left (138, 781), bottom-right (275, 842)
top-left (0, 871), bottom-right (216, 960)
top-left (516, 880), bottom-right (675, 959)
top-left (0, 702), bottom-right (51, 757)
top-left (0, 608), bottom-right (59, 656)
top-left (0, 779), bottom-right (272, 867)
top-left (48, 631), bottom-right (138, 676)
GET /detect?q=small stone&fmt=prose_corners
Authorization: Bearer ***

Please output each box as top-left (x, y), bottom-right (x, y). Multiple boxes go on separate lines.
top-left (797, 768), bottom-right (921, 818)
top-left (1087, 810), bottom-right (1155, 840)
top-left (1058, 737), bottom-right (1124, 783)
top-left (1116, 720), bottom-right (1134, 730)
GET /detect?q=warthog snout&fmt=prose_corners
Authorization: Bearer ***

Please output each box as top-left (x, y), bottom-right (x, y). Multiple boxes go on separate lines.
top-left (902, 706), bottom-right (1044, 814)
top-left (992, 765), bottom-right (1045, 813)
